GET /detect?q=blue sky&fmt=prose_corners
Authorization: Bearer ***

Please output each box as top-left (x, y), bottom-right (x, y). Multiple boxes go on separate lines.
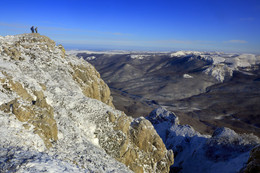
top-left (0, 0), bottom-right (260, 53)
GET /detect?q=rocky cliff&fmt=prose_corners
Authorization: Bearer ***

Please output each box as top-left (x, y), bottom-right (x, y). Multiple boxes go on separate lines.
top-left (147, 107), bottom-right (260, 173)
top-left (0, 34), bottom-right (173, 172)
top-left (243, 145), bottom-right (260, 173)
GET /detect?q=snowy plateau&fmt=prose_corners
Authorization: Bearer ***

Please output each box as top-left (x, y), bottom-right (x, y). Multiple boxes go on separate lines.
top-left (0, 34), bottom-right (259, 173)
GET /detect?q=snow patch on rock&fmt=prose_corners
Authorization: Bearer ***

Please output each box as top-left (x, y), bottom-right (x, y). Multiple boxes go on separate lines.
top-left (130, 54), bottom-right (150, 59)
top-left (183, 74), bottom-right (194, 79)
top-left (85, 55), bottom-right (96, 60)
top-left (204, 64), bottom-right (233, 82)
top-left (171, 51), bottom-right (202, 57)
top-left (199, 53), bottom-right (259, 82)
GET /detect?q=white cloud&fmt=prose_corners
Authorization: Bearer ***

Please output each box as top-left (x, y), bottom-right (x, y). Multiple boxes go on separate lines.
top-left (0, 22), bottom-right (28, 28)
top-left (225, 40), bottom-right (248, 44)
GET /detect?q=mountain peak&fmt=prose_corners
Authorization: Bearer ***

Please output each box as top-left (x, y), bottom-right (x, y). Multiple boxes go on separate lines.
top-left (0, 34), bottom-right (173, 172)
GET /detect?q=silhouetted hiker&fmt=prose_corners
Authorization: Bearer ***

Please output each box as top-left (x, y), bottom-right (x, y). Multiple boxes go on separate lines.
top-left (35, 27), bottom-right (38, 33)
top-left (31, 26), bottom-right (34, 33)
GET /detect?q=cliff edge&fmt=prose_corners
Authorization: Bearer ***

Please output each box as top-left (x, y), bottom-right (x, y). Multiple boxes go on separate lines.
top-left (0, 34), bottom-right (173, 172)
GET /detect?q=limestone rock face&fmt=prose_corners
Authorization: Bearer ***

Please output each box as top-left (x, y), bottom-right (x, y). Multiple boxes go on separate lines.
top-left (0, 34), bottom-right (173, 172)
top-left (98, 112), bottom-right (174, 173)
top-left (0, 34), bottom-right (113, 107)
top-left (70, 63), bottom-right (114, 107)
top-left (0, 75), bottom-right (57, 149)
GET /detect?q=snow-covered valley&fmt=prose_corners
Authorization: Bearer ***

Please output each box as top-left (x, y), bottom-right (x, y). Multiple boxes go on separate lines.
top-left (77, 50), bottom-right (260, 138)
top-left (73, 49), bottom-right (260, 172)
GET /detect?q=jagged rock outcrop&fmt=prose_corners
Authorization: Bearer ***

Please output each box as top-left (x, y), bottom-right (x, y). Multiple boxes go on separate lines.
top-left (70, 63), bottom-right (114, 107)
top-left (0, 34), bottom-right (173, 172)
top-left (98, 112), bottom-right (174, 173)
top-left (147, 107), bottom-right (260, 173)
top-left (243, 145), bottom-right (260, 173)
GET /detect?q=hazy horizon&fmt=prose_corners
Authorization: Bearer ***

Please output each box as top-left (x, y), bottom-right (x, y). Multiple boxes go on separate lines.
top-left (62, 43), bottom-right (260, 55)
top-left (1, 0), bottom-right (260, 54)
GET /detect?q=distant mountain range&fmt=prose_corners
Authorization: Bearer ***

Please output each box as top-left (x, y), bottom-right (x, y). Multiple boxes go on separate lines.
top-left (75, 51), bottom-right (260, 137)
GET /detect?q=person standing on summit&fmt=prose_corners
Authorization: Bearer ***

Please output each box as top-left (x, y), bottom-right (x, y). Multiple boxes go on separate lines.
top-left (35, 27), bottom-right (38, 33)
top-left (31, 26), bottom-right (34, 33)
